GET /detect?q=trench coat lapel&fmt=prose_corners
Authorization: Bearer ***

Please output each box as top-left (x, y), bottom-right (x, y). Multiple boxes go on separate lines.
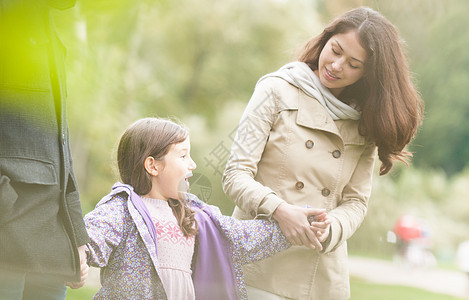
top-left (296, 94), bottom-right (341, 136)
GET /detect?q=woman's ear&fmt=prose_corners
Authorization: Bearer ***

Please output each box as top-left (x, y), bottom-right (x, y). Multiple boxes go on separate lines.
top-left (144, 157), bottom-right (159, 176)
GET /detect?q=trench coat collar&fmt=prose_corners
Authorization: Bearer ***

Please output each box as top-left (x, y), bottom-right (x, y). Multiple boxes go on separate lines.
top-left (296, 94), bottom-right (341, 137)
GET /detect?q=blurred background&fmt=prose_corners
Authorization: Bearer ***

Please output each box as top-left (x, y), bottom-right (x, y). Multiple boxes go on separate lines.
top-left (53, 0), bottom-right (469, 298)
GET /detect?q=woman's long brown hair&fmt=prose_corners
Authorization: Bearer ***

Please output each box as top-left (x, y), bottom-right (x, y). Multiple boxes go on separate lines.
top-left (117, 117), bottom-right (197, 236)
top-left (298, 7), bottom-right (424, 175)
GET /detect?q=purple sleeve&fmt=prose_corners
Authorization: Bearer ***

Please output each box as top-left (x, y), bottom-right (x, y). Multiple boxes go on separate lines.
top-left (84, 195), bottom-right (129, 267)
top-left (215, 214), bottom-right (291, 265)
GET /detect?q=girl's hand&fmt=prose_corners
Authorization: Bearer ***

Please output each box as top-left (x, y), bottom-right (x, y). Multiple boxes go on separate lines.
top-left (310, 214), bottom-right (331, 243)
top-left (273, 203), bottom-right (326, 250)
top-left (66, 245), bottom-right (89, 289)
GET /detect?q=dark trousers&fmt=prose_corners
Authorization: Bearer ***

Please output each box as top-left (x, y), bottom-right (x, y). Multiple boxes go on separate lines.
top-left (0, 267), bottom-right (67, 300)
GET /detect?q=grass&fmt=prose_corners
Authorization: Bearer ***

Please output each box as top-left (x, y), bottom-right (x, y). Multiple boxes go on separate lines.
top-left (66, 278), bottom-right (465, 300)
top-left (350, 277), bottom-right (465, 300)
top-left (66, 286), bottom-right (99, 300)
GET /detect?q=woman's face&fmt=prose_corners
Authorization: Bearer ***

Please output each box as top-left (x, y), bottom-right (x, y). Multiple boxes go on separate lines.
top-left (315, 30), bottom-right (367, 98)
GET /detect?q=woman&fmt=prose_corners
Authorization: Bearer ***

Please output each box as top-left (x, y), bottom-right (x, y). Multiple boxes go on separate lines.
top-left (223, 6), bottom-right (423, 300)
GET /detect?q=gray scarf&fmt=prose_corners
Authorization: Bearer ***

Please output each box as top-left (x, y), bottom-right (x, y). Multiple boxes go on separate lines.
top-left (257, 62), bottom-right (361, 120)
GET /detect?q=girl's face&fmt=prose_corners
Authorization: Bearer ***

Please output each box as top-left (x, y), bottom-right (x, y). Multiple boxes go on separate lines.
top-left (315, 30), bottom-right (367, 98)
top-left (149, 137), bottom-right (197, 200)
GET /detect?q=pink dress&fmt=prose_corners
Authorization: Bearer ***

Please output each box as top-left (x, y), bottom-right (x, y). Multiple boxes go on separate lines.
top-left (141, 197), bottom-right (196, 300)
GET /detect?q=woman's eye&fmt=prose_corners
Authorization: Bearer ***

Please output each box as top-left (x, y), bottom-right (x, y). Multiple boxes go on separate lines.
top-left (349, 63), bottom-right (359, 69)
top-left (332, 48), bottom-right (339, 55)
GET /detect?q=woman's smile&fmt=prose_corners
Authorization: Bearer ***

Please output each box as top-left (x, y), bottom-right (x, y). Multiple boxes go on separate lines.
top-left (325, 67), bottom-right (339, 80)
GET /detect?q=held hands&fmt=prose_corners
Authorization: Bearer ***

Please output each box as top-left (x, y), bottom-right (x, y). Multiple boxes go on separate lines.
top-left (66, 245), bottom-right (89, 289)
top-left (309, 210), bottom-right (331, 244)
top-left (272, 202), bottom-right (331, 251)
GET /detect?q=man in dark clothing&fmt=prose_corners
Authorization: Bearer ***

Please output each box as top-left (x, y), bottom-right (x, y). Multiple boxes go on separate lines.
top-left (0, 1), bottom-right (90, 298)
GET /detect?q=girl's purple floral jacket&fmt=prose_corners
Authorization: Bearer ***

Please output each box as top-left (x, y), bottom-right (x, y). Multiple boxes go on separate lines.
top-left (84, 183), bottom-right (291, 299)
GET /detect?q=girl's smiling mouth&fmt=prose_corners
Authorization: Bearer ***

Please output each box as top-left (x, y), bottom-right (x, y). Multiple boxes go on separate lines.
top-left (185, 172), bottom-right (193, 187)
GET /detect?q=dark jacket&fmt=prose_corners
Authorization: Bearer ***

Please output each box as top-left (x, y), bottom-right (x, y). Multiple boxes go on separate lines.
top-left (0, 0), bottom-right (89, 281)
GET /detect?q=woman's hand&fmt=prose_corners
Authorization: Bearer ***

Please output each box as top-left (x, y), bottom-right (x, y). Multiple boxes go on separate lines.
top-left (273, 203), bottom-right (328, 250)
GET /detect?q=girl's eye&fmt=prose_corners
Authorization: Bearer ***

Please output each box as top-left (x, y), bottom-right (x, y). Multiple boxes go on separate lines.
top-left (332, 47), bottom-right (339, 55)
top-left (349, 63), bottom-right (359, 69)
top-left (181, 155), bottom-right (186, 159)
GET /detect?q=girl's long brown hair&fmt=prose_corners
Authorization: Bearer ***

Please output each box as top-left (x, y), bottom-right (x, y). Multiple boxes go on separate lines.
top-left (298, 7), bottom-right (424, 175)
top-left (117, 117), bottom-right (197, 236)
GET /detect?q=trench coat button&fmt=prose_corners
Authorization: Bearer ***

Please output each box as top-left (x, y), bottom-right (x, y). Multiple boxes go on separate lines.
top-left (332, 150), bottom-right (341, 158)
top-left (305, 140), bottom-right (314, 149)
top-left (295, 181), bottom-right (304, 190)
top-left (321, 188), bottom-right (331, 197)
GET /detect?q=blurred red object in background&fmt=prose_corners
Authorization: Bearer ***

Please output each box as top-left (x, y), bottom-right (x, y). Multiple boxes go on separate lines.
top-left (394, 214), bottom-right (422, 242)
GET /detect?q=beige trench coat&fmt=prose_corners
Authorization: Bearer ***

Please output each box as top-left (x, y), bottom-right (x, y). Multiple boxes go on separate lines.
top-left (223, 77), bottom-right (377, 300)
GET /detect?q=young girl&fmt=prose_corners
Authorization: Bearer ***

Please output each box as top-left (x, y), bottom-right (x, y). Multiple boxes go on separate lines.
top-left (84, 117), bottom-right (329, 300)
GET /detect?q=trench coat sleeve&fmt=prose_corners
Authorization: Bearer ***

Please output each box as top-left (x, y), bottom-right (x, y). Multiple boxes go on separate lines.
top-left (323, 141), bottom-right (376, 253)
top-left (223, 78), bottom-right (285, 218)
top-left (84, 196), bottom-right (128, 267)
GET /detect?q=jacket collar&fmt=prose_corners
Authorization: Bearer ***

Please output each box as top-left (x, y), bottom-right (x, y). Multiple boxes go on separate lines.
top-left (296, 93), bottom-right (340, 136)
top-left (100, 183), bottom-right (160, 271)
